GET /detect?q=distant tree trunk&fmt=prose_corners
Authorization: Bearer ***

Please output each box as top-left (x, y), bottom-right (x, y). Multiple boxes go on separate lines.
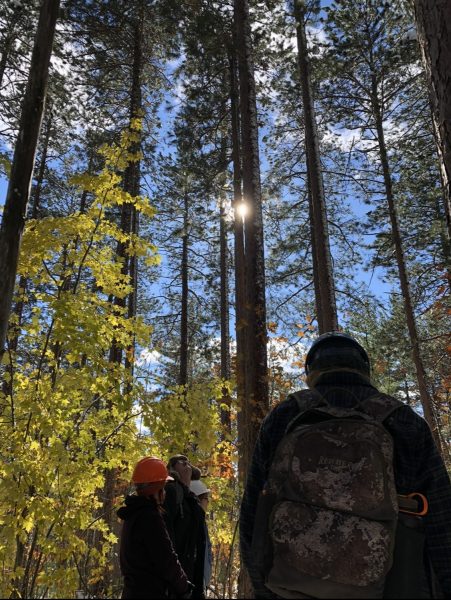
top-left (371, 75), bottom-right (442, 452)
top-left (413, 0), bottom-right (451, 248)
top-left (234, 0), bottom-right (268, 596)
top-left (179, 187), bottom-right (189, 387)
top-left (0, 0), bottom-right (60, 357)
top-left (0, 4), bottom-right (24, 89)
top-left (31, 107), bottom-right (52, 220)
top-left (230, 48), bottom-right (246, 401)
top-left (294, 0), bottom-right (338, 334)
top-left (229, 46), bottom-right (247, 453)
top-left (99, 11), bottom-right (144, 598)
top-left (220, 192), bottom-right (231, 435)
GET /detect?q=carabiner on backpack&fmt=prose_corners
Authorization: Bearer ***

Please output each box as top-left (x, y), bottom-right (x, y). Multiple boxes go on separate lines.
top-left (398, 492), bottom-right (428, 517)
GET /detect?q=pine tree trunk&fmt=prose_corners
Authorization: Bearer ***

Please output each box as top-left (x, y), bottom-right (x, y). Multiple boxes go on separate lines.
top-left (220, 193), bottom-right (231, 435)
top-left (230, 47), bottom-right (246, 410)
top-left (413, 0), bottom-right (451, 249)
top-left (179, 187), bottom-right (189, 387)
top-left (294, 0), bottom-right (338, 334)
top-left (234, 0), bottom-right (268, 596)
top-left (99, 11), bottom-right (144, 598)
top-left (0, 5), bottom-right (23, 90)
top-left (229, 45), bottom-right (247, 468)
top-left (234, 0), bottom-right (269, 475)
top-left (0, 0), bottom-right (60, 357)
top-left (371, 75), bottom-right (442, 452)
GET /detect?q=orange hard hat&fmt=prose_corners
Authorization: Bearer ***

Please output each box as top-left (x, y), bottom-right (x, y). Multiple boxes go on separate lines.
top-left (132, 457), bottom-right (174, 485)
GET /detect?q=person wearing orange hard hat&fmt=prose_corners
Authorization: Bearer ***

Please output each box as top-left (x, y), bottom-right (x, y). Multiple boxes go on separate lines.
top-left (117, 457), bottom-right (194, 599)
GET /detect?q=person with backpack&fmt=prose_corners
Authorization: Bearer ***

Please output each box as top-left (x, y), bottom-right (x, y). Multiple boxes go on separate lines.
top-left (117, 457), bottom-right (194, 599)
top-left (164, 454), bottom-right (207, 599)
top-left (240, 331), bottom-right (451, 599)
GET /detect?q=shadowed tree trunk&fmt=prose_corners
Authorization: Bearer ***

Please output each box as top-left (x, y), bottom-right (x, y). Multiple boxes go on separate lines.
top-left (0, 0), bottom-right (60, 357)
top-left (98, 10), bottom-right (144, 598)
top-left (234, 0), bottom-right (269, 480)
top-left (179, 186), bottom-right (189, 387)
top-left (220, 190), bottom-right (232, 436)
top-left (234, 0), bottom-right (268, 596)
top-left (294, 0), bottom-right (338, 334)
top-left (370, 72), bottom-right (442, 452)
top-left (0, 4), bottom-right (24, 90)
top-left (413, 0), bottom-right (451, 252)
top-left (229, 48), bottom-right (247, 443)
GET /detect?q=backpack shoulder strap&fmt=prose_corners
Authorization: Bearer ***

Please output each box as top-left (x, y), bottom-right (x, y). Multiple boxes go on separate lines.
top-left (285, 389), bottom-right (327, 433)
top-left (358, 392), bottom-right (404, 423)
top-left (287, 388), bottom-right (326, 413)
top-left (174, 480), bottom-right (185, 519)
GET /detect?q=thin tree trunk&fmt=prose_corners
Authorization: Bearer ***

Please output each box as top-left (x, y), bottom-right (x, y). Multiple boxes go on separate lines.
top-left (230, 46), bottom-right (248, 481)
top-left (294, 0), bottom-right (338, 333)
top-left (0, 5), bottom-right (24, 90)
top-left (371, 75), bottom-right (442, 452)
top-left (413, 0), bottom-right (451, 247)
top-left (220, 193), bottom-right (231, 435)
top-left (0, 0), bottom-right (60, 357)
top-left (179, 187), bottom-right (189, 387)
top-left (99, 10), bottom-right (144, 598)
top-left (229, 48), bottom-right (246, 425)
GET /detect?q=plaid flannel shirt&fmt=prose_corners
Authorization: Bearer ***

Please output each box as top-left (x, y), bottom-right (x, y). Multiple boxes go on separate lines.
top-left (239, 373), bottom-right (451, 599)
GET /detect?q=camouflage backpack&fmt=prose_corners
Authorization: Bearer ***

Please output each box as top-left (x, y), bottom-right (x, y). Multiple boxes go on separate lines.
top-left (252, 389), bottom-right (403, 599)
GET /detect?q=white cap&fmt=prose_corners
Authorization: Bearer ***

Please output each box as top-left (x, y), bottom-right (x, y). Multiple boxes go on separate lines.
top-left (190, 479), bottom-right (210, 496)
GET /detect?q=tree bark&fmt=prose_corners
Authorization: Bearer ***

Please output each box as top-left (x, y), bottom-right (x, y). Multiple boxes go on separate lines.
top-left (413, 0), bottom-right (451, 248)
top-left (0, 0), bottom-right (60, 357)
top-left (234, 1), bottom-right (268, 596)
top-left (234, 0), bottom-right (269, 477)
top-left (179, 187), bottom-right (189, 387)
top-left (100, 10), bottom-right (144, 598)
top-left (294, 0), bottom-right (338, 334)
top-left (230, 47), bottom-right (246, 412)
top-left (220, 192), bottom-right (231, 435)
top-left (0, 4), bottom-right (24, 90)
top-left (229, 46), bottom-right (247, 463)
top-left (370, 74), bottom-right (442, 452)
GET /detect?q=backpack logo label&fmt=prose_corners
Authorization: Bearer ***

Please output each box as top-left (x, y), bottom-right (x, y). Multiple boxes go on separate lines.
top-left (318, 456), bottom-right (353, 468)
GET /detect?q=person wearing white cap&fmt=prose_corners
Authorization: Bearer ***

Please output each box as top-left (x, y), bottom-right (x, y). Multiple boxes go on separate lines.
top-left (190, 479), bottom-right (213, 595)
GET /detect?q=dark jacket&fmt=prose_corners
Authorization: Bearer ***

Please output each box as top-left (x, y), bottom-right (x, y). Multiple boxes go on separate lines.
top-left (163, 477), bottom-right (206, 598)
top-left (117, 494), bottom-right (189, 599)
top-left (240, 372), bottom-right (451, 599)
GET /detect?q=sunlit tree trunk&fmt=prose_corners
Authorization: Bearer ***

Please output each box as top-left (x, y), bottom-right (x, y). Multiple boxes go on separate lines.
top-left (0, 0), bottom-right (60, 357)
top-left (294, 0), bottom-right (338, 333)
